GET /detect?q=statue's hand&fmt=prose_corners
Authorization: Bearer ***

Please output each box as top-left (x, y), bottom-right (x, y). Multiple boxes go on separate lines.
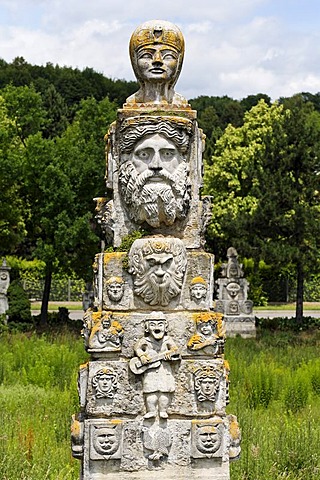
top-left (140, 354), bottom-right (151, 365)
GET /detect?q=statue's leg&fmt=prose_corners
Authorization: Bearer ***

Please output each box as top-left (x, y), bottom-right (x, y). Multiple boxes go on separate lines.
top-left (144, 393), bottom-right (158, 418)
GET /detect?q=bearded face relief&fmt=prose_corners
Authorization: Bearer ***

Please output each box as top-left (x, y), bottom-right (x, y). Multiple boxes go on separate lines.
top-left (128, 237), bottom-right (187, 306)
top-left (118, 118), bottom-right (192, 228)
top-left (106, 276), bottom-right (125, 303)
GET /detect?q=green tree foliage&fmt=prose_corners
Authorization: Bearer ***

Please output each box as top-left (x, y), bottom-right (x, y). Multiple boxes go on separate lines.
top-left (0, 84), bottom-right (117, 324)
top-left (7, 279), bottom-right (32, 325)
top-left (204, 98), bottom-right (320, 321)
top-left (0, 96), bottom-right (28, 253)
top-left (189, 94), bottom-right (270, 163)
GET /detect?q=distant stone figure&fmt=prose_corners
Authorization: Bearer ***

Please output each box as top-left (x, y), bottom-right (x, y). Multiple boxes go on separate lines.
top-left (126, 19), bottom-right (188, 106)
top-left (0, 259), bottom-right (10, 316)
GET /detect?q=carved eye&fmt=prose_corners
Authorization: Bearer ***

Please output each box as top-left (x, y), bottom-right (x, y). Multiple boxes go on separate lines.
top-left (163, 53), bottom-right (176, 60)
top-left (163, 258), bottom-right (173, 268)
top-left (139, 52), bottom-right (153, 59)
top-left (161, 149), bottom-right (175, 160)
top-left (136, 149), bottom-right (150, 160)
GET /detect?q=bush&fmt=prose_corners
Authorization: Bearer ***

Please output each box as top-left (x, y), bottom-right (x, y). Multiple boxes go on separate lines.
top-left (6, 280), bottom-right (32, 324)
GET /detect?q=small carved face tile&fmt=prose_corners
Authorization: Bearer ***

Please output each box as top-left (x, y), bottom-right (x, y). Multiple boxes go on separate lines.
top-left (198, 322), bottom-right (214, 336)
top-left (226, 282), bottom-right (240, 298)
top-left (106, 281), bottom-right (124, 302)
top-left (136, 45), bottom-right (179, 84)
top-left (93, 426), bottom-right (119, 456)
top-left (92, 368), bottom-right (118, 399)
top-left (190, 284), bottom-right (207, 300)
top-left (228, 301), bottom-right (240, 315)
top-left (242, 300), bottom-right (253, 314)
top-left (199, 377), bottom-right (217, 397)
top-left (196, 424), bottom-right (222, 454)
top-left (97, 374), bottom-right (113, 393)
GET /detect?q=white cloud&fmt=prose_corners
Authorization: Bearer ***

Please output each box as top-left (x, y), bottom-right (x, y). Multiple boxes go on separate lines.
top-left (0, 0), bottom-right (320, 100)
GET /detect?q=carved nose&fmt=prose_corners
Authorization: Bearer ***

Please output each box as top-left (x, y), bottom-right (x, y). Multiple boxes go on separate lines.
top-left (149, 152), bottom-right (162, 171)
top-left (155, 266), bottom-right (165, 277)
top-left (152, 51), bottom-right (163, 64)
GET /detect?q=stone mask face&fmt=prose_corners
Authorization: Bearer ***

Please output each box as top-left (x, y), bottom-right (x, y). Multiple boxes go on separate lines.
top-left (119, 132), bottom-right (190, 228)
top-left (128, 238), bottom-right (187, 306)
top-left (93, 426), bottom-right (119, 456)
top-left (196, 425), bottom-right (222, 455)
top-left (136, 45), bottom-right (179, 85)
top-left (129, 20), bottom-right (184, 89)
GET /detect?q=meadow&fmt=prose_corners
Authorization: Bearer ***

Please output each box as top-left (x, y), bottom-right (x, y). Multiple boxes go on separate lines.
top-left (0, 328), bottom-right (319, 479)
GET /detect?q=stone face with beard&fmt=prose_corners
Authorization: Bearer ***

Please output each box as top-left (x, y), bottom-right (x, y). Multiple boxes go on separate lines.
top-left (128, 237), bottom-right (187, 306)
top-left (119, 133), bottom-right (191, 228)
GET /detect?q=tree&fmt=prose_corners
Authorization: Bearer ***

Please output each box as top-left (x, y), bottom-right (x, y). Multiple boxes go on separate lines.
top-left (0, 83), bottom-right (117, 325)
top-left (204, 98), bottom-right (320, 322)
top-left (21, 96), bottom-right (117, 325)
top-left (0, 95), bottom-right (28, 254)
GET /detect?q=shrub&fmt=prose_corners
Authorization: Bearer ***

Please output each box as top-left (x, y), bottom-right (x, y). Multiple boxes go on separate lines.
top-left (6, 280), bottom-right (32, 325)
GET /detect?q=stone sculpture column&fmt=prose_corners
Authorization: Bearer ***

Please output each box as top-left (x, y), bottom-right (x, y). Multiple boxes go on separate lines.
top-left (72, 20), bottom-right (241, 480)
top-left (215, 247), bottom-right (256, 337)
top-left (0, 259), bottom-right (11, 319)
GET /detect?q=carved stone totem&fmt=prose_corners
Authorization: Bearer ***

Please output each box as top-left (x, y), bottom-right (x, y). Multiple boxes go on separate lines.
top-left (215, 247), bottom-right (256, 337)
top-left (0, 259), bottom-right (11, 318)
top-left (72, 20), bottom-right (241, 480)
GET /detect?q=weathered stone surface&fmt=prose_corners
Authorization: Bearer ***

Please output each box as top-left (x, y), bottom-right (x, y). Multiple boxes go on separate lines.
top-left (73, 19), bottom-right (240, 480)
top-left (82, 417), bottom-right (238, 478)
top-left (98, 112), bottom-right (207, 249)
top-left (81, 310), bottom-right (224, 360)
top-left (92, 249), bottom-right (214, 311)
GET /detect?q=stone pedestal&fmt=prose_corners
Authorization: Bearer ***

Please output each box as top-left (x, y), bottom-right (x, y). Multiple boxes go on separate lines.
top-left (71, 20), bottom-right (241, 480)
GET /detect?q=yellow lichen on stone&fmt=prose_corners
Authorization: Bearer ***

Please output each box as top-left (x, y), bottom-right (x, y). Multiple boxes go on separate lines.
top-left (229, 416), bottom-right (240, 440)
top-left (103, 252), bottom-right (126, 265)
top-left (190, 276), bottom-right (207, 285)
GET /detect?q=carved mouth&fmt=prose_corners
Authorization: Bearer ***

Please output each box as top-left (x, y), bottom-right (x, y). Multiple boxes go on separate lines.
top-left (150, 68), bottom-right (165, 74)
top-left (148, 176), bottom-right (163, 182)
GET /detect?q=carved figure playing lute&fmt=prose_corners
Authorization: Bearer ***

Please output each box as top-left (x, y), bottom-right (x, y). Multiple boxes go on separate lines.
top-left (129, 349), bottom-right (180, 375)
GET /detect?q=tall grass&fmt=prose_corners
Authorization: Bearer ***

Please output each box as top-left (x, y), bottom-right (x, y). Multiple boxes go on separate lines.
top-left (227, 332), bottom-right (320, 479)
top-left (0, 330), bottom-right (319, 479)
top-left (0, 332), bottom-right (86, 480)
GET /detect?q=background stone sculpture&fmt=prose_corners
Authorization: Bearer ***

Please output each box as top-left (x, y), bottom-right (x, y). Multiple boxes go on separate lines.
top-left (216, 247), bottom-right (256, 338)
top-left (0, 259), bottom-right (11, 316)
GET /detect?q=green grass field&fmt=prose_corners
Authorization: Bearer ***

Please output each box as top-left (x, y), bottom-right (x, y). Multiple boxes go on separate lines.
top-left (0, 329), bottom-right (319, 479)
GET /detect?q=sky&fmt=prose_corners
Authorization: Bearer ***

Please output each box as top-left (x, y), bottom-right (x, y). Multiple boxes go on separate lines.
top-left (0, 0), bottom-right (320, 101)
